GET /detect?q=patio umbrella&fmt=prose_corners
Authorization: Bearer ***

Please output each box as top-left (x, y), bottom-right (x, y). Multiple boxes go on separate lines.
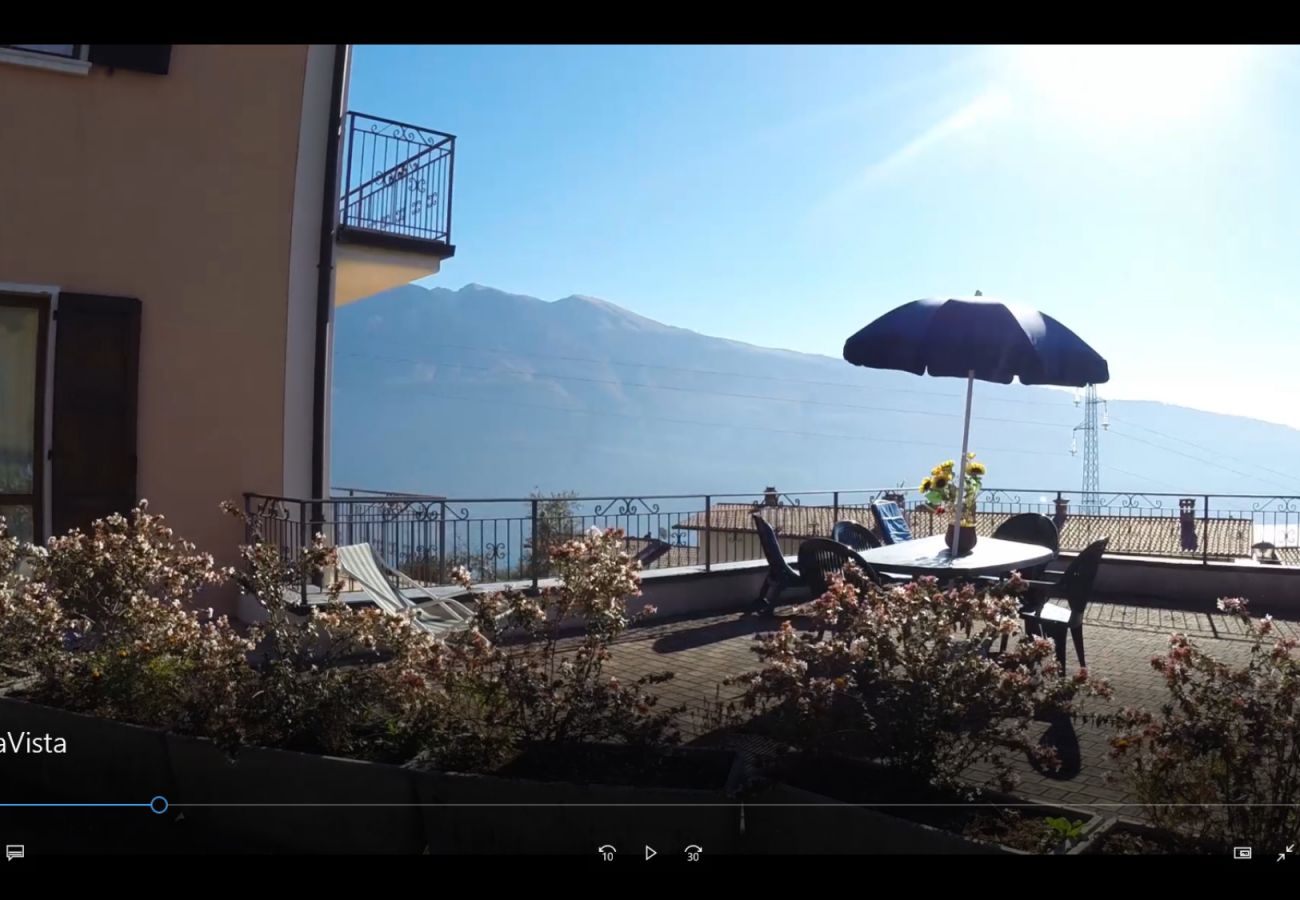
top-left (842, 294), bottom-right (1109, 558)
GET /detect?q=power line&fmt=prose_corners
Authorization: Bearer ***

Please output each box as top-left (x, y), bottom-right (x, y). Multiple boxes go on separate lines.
top-left (334, 382), bottom-right (1072, 458)
top-left (1101, 464), bottom-right (1181, 491)
top-left (338, 346), bottom-right (1300, 487)
top-left (1109, 414), bottom-right (1298, 486)
top-left (1105, 428), bottom-right (1292, 491)
top-left (336, 352), bottom-right (1292, 492)
top-left (336, 381), bottom-right (1181, 493)
top-left (338, 345), bottom-right (1072, 407)
top-left (339, 353), bottom-right (1072, 430)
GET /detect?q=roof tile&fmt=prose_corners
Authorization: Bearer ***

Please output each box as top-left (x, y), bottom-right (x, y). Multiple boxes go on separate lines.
top-left (674, 503), bottom-right (1255, 559)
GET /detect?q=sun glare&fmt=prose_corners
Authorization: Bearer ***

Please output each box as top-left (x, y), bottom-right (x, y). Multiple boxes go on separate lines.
top-left (1004, 45), bottom-right (1253, 126)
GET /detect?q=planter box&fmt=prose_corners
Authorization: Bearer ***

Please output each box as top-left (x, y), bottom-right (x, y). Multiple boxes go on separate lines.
top-left (415, 743), bottom-right (746, 855)
top-left (0, 696), bottom-right (423, 853)
top-left (0, 697), bottom-right (176, 805)
top-left (744, 781), bottom-right (999, 854)
top-left (0, 697), bottom-right (746, 855)
top-left (165, 734), bottom-right (425, 854)
top-left (745, 753), bottom-right (1104, 855)
top-left (1072, 816), bottom-right (1221, 856)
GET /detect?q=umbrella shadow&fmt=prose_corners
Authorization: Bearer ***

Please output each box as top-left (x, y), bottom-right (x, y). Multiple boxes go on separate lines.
top-left (651, 612), bottom-right (819, 654)
top-left (1029, 711), bottom-right (1083, 779)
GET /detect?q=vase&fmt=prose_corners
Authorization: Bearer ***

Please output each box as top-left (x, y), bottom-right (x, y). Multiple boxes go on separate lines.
top-left (944, 524), bottom-right (978, 556)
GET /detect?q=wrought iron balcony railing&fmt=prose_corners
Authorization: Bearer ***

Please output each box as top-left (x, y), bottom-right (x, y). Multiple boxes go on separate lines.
top-left (243, 487), bottom-right (1300, 602)
top-left (338, 112), bottom-right (455, 252)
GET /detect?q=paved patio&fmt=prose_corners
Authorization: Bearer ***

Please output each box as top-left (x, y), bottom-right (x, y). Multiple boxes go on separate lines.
top-left (599, 594), bottom-right (1290, 816)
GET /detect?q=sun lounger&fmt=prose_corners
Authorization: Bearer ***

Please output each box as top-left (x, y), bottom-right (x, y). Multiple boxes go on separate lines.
top-left (334, 542), bottom-right (476, 636)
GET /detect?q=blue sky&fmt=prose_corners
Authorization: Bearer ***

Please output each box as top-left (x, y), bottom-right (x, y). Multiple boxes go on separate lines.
top-left (347, 45), bottom-right (1300, 429)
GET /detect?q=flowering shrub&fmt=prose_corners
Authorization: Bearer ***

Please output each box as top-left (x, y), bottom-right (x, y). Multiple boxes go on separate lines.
top-left (38, 595), bottom-right (256, 747)
top-left (0, 518), bottom-right (73, 675)
top-left (222, 502), bottom-right (453, 760)
top-left (246, 596), bottom-right (449, 760)
top-left (731, 568), bottom-right (1111, 794)
top-left (1, 505), bottom-right (254, 746)
top-left (4, 503), bottom-right (442, 757)
top-left (411, 527), bottom-right (682, 771)
top-left (2, 506), bottom-right (683, 773)
top-left (1109, 597), bottom-right (1300, 850)
top-left (222, 510), bottom-right (680, 769)
top-left (33, 501), bottom-right (225, 625)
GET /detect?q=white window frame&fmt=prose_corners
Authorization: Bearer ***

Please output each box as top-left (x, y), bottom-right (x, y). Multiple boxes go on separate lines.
top-left (0, 45), bottom-right (90, 76)
top-left (0, 282), bottom-right (59, 543)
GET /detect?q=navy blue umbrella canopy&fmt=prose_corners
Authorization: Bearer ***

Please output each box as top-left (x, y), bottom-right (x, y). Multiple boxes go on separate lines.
top-left (843, 296), bottom-right (1109, 387)
top-left (843, 295), bottom-right (1110, 558)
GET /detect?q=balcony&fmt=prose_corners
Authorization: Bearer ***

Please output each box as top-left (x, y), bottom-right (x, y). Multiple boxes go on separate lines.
top-left (334, 112), bottom-right (456, 306)
top-left (234, 483), bottom-right (1300, 821)
top-left (242, 486), bottom-right (1300, 609)
top-left (234, 482), bottom-right (1300, 816)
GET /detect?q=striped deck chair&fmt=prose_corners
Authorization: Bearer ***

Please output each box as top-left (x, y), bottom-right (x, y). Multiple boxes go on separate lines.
top-left (334, 543), bottom-right (476, 637)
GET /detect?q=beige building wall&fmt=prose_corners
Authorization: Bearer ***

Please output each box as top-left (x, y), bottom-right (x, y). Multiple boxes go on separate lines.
top-left (0, 45), bottom-right (337, 614)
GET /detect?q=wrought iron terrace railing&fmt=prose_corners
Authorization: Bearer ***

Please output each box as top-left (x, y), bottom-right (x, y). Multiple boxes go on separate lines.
top-left (339, 112), bottom-right (455, 247)
top-left (243, 488), bottom-right (1300, 595)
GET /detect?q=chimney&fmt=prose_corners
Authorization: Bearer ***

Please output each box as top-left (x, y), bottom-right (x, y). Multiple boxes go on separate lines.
top-left (763, 486), bottom-right (779, 508)
top-left (1179, 498), bottom-right (1198, 552)
top-left (1053, 497), bottom-right (1069, 530)
top-left (1253, 541), bottom-right (1281, 565)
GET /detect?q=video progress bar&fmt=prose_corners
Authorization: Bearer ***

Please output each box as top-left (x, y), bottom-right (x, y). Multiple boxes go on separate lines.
top-left (0, 796), bottom-right (169, 814)
top-left (5, 800), bottom-right (1293, 809)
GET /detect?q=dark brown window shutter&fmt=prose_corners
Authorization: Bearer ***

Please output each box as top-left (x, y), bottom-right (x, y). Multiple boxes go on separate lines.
top-left (87, 45), bottom-right (171, 75)
top-left (51, 293), bottom-right (141, 536)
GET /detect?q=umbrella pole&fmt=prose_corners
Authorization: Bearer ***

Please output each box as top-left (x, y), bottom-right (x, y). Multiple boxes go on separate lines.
top-left (951, 370), bottom-right (974, 558)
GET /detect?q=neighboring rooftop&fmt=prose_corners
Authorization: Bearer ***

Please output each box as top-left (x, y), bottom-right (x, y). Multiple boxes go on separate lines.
top-left (674, 502), bottom-right (1259, 560)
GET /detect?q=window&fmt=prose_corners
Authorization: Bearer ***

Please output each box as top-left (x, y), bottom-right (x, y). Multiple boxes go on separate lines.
top-left (0, 293), bottom-right (49, 543)
top-left (0, 45), bottom-right (170, 76)
top-left (0, 44), bottom-right (90, 75)
top-left (0, 290), bottom-right (141, 543)
top-left (4, 44), bottom-right (83, 59)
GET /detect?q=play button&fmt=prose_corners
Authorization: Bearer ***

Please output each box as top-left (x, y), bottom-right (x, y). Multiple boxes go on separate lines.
top-left (645, 845), bottom-right (657, 861)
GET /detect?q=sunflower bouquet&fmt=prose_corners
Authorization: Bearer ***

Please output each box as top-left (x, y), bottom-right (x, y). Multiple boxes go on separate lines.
top-left (919, 453), bottom-right (986, 527)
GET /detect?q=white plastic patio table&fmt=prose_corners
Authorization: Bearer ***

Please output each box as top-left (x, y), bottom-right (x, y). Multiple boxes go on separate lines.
top-left (855, 534), bottom-right (1054, 578)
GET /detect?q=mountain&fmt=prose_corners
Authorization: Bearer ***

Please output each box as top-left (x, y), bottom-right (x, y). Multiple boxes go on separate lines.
top-left (331, 283), bottom-right (1300, 504)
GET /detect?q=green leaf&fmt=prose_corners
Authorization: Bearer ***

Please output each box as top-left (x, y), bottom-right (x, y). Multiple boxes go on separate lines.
top-left (1045, 817), bottom-right (1086, 838)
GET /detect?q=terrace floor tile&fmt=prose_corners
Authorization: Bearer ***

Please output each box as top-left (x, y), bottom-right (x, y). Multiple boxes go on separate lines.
top-left (593, 592), bottom-right (1286, 818)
